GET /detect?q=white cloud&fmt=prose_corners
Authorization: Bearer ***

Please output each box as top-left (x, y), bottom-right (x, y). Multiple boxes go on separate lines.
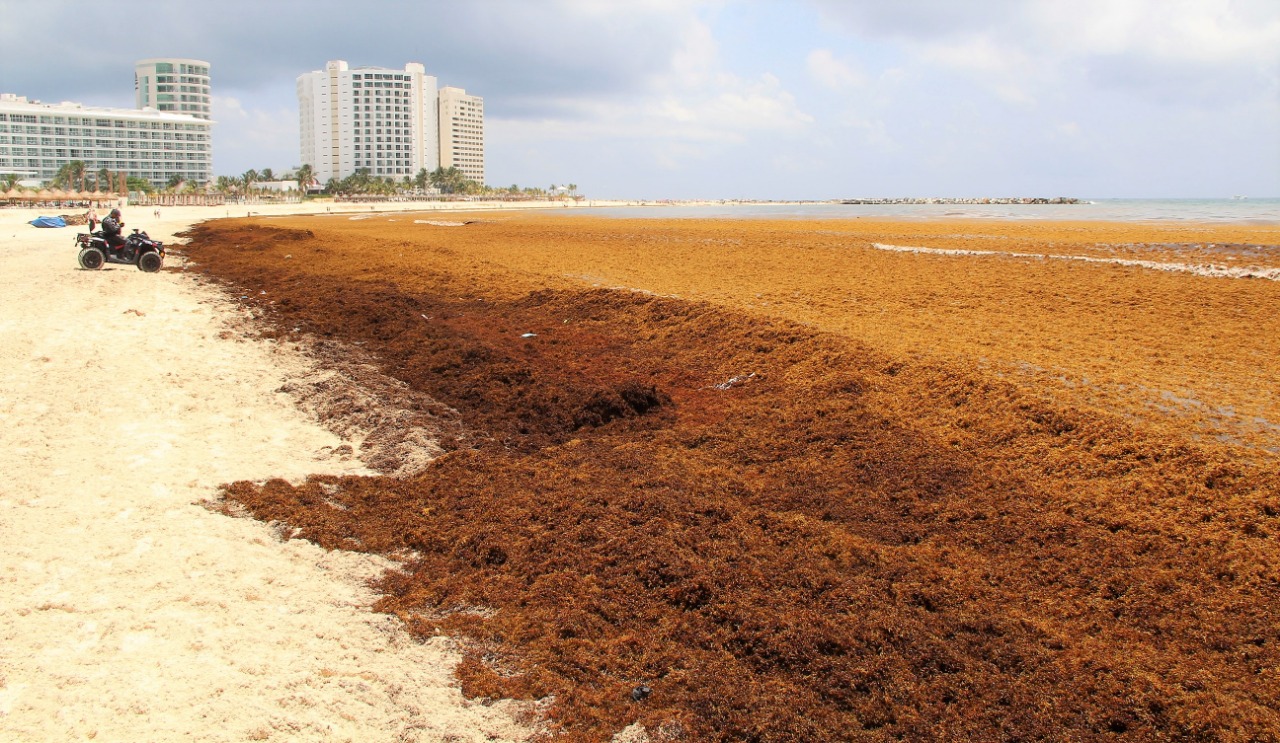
top-left (835, 115), bottom-right (896, 152)
top-left (686, 74), bottom-right (813, 136)
top-left (1028, 0), bottom-right (1280, 62)
top-left (918, 36), bottom-right (1022, 75)
top-left (630, 17), bottom-right (813, 142)
top-left (915, 36), bottom-right (1037, 105)
top-left (1055, 121), bottom-right (1082, 138)
top-left (810, 0), bottom-right (1280, 107)
top-left (212, 95), bottom-right (248, 121)
top-left (807, 49), bottom-right (867, 89)
top-left (492, 69), bottom-right (811, 146)
top-left (490, 15), bottom-right (813, 150)
top-left (211, 95), bottom-right (299, 172)
top-left (667, 15), bottom-right (723, 88)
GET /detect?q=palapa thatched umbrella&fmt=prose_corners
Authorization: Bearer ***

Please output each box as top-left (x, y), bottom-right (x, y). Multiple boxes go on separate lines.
top-left (3, 187), bottom-right (21, 204)
top-left (36, 188), bottom-right (53, 202)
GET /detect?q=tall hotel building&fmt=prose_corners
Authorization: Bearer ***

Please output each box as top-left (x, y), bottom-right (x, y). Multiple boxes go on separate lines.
top-left (298, 60), bottom-right (485, 186)
top-left (135, 58), bottom-right (212, 120)
top-left (438, 86), bottom-right (485, 185)
top-left (297, 60), bottom-right (442, 184)
top-left (0, 57), bottom-right (213, 188)
top-left (0, 94), bottom-right (212, 188)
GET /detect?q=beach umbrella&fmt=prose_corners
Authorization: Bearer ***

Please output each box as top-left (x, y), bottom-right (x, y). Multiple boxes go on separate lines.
top-left (36, 188), bottom-right (53, 201)
top-left (3, 187), bottom-right (20, 202)
top-left (19, 189), bottom-right (38, 201)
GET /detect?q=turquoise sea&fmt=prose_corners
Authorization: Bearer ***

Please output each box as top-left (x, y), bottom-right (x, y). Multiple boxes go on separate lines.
top-left (577, 198), bottom-right (1280, 224)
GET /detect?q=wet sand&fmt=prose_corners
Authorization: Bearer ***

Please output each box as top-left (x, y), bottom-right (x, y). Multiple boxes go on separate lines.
top-left (183, 212), bottom-right (1280, 739)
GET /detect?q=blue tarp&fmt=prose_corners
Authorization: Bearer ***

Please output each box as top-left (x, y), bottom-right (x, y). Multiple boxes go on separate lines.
top-left (30, 216), bottom-right (67, 228)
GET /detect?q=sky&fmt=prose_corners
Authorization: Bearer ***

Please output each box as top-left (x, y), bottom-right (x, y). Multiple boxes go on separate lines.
top-left (1, 0), bottom-right (1276, 200)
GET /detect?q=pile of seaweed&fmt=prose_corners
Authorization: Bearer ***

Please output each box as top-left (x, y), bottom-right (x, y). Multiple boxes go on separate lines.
top-left (189, 222), bottom-right (1278, 740)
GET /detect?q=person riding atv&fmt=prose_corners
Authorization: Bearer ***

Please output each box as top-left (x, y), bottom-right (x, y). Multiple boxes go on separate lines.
top-left (101, 208), bottom-right (127, 256)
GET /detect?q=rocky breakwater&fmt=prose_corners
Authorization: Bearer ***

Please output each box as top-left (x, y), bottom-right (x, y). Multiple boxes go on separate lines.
top-left (842, 196), bottom-right (1080, 204)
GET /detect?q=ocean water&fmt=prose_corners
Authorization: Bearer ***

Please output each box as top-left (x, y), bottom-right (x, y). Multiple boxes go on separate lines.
top-left (576, 198), bottom-right (1280, 224)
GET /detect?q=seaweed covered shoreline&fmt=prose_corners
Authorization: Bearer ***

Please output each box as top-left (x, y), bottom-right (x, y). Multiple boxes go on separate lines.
top-left (185, 214), bottom-right (1280, 740)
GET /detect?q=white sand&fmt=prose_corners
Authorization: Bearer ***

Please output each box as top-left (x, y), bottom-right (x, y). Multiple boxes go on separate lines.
top-left (0, 203), bottom-right (542, 742)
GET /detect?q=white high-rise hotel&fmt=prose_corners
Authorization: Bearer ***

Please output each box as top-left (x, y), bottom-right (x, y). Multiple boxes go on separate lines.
top-left (0, 57), bottom-right (213, 188)
top-left (438, 86), bottom-right (484, 185)
top-left (297, 60), bottom-right (484, 186)
top-left (135, 58), bottom-right (212, 120)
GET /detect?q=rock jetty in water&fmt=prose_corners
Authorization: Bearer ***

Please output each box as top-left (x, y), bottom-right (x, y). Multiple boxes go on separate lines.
top-left (841, 196), bottom-right (1079, 204)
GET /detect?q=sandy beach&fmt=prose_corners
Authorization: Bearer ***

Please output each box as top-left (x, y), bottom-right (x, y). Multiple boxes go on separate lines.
top-left (0, 202), bottom-right (541, 742)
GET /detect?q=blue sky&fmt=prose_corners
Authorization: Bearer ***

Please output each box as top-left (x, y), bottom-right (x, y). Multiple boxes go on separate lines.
top-left (1, 0), bottom-right (1276, 200)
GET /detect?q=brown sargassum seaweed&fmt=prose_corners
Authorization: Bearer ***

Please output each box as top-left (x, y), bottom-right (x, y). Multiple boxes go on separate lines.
top-left (189, 215), bottom-right (1279, 741)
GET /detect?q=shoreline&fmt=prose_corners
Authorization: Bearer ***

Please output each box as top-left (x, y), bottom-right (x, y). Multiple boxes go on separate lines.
top-left (6, 194), bottom-right (1280, 231)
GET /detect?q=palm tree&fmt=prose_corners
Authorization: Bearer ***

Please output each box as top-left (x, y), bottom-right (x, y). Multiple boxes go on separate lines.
top-left (339, 169), bottom-right (373, 195)
top-left (51, 162), bottom-right (74, 189)
top-left (428, 167), bottom-right (446, 193)
top-left (215, 175), bottom-right (245, 197)
top-left (259, 168), bottom-right (274, 183)
top-left (167, 173), bottom-right (186, 191)
top-left (55, 160), bottom-right (88, 192)
top-left (430, 166), bottom-right (470, 195)
top-left (241, 169), bottom-right (259, 196)
top-left (125, 175), bottom-right (153, 195)
top-left (296, 164), bottom-right (314, 193)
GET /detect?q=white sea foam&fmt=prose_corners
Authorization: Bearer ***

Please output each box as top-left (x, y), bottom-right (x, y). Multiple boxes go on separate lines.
top-left (869, 243), bottom-right (1280, 281)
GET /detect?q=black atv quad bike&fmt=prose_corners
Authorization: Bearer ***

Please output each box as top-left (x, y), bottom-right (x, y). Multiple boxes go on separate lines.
top-left (76, 229), bottom-right (165, 272)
